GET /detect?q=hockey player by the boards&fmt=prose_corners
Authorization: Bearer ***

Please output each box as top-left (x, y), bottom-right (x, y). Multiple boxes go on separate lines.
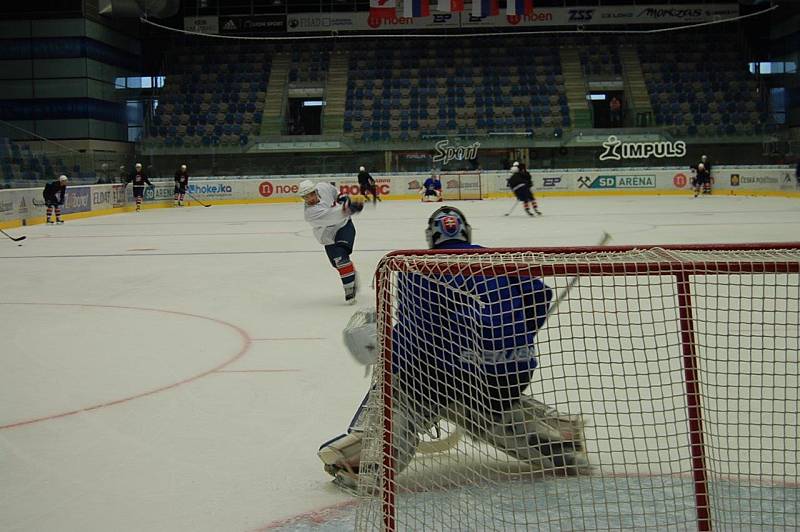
top-left (174, 164), bottom-right (189, 207)
top-left (692, 163), bottom-right (711, 198)
top-left (42, 175), bottom-right (68, 224)
top-left (298, 179), bottom-right (364, 304)
top-left (421, 174), bottom-right (442, 202)
top-left (124, 163), bottom-right (153, 212)
top-left (357, 166), bottom-right (380, 205)
top-left (690, 155), bottom-right (713, 195)
top-left (319, 206), bottom-right (588, 490)
top-left (507, 163), bottom-right (541, 216)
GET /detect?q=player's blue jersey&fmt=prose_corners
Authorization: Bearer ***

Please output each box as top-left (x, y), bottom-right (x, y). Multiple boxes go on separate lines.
top-left (392, 241), bottom-right (552, 388)
top-left (423, 178), bottom-right (442, 192)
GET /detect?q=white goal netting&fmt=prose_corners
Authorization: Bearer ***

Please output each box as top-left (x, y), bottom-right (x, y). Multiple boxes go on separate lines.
top-left (354, 245), bottom-right (800, 531)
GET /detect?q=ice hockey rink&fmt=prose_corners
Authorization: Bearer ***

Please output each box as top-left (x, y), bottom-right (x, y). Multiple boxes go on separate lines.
top-left (1, 195), bottom-right (798, 532)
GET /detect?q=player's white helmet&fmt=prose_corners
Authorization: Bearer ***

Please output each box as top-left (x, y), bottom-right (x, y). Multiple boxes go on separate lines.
top-left (512, 161), bottom-right (520, 167)
top-left (135, 162), bottom-right (142, 170)
top-left (297, 179), bottom-right (316, 197)
top-left (359, 166), bottom-right (365, 172)
top-left (58, 174), bottom-right (68, 183)
top-left (698, 163), bottom-right (705, 170)
top-left (426, 206), bottom-right (472, 249)
top-left (180, 164), bottom-right (187, 171)
top-left (701, 155), bottom-right (708, 161)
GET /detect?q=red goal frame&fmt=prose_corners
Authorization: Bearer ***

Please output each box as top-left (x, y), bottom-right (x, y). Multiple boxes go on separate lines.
top-left (373, 242), bottom-right (800, 532)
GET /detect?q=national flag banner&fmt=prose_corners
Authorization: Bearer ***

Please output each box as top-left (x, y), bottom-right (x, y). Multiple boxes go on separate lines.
top-left (404, 0), bottom-right (430, 18)
top-left (436, 0), bottom-right (464, 12)
top-left (507, 0), bottom-right (533, 16)
top-left (370, 0), bottom-right (397, 19)
top-left (471, 0), bottom-right (499, 18)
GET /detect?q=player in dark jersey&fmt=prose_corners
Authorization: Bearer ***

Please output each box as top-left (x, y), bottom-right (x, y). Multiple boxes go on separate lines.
top-left (42, 175), bottom-right (68, 224)
top-left (174, 164), bottom-right (189, 207)
top-left (507, 163), bottom-right (541, 216)
top-left (692, 163), bottom-right (711, 198)
top-left (357, 166), bottom-right (380, 205)
top-left (125, 162), bottom-right (153, 212)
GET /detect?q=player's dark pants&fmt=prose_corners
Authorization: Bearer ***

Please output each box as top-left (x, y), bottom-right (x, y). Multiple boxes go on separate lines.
top-left (43, 195), bottom-right (62, 221)
top-left (324, 219), bottom-right (357, 292)
top-left (132, 185), bottom-right (145, 210)
top-left (360, 182), bottom-right (379, 202)
top-left (174, 184), bottom-right (186, 204)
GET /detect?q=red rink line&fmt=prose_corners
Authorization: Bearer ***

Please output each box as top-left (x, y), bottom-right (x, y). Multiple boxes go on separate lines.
top-left (215, 369), bottom-right (300, 374)
top-left (0, 302), bottom-right (252, 431)
top-left (251, 337), bottom-right (325, 341)
top-left (254, 499), bottom-right (358, 531)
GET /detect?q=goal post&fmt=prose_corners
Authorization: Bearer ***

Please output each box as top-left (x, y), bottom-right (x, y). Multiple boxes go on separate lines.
top-left (356, 243), bottom-right (800, 531)
top-left (439, 171), bottom-right (483, 200)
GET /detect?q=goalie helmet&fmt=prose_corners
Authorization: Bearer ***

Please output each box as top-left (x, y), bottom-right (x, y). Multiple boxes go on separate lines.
top-left (297, 179), bottom-right (316, 197)
top-left (426, 206), bottom-right (472, 249)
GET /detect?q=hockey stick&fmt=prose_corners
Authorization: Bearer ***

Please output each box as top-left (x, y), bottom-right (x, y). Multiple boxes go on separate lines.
top-left (1, 229), bottom-right (26, 242)
top-left (187, 192), bottom-right (211, 207)
top-left (503, 200), bottom-right (520, 216)
top-left (546, 231), bottom-right (612, 318)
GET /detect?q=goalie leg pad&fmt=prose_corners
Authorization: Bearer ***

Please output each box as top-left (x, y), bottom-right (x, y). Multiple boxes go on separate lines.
top-left (445, 396), bottom-right (589, 475)
top-left (318, 391), bottom-right (433, 482)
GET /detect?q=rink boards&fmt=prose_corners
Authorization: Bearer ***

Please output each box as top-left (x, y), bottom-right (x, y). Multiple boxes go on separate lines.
top-left (1, 165), bottom-right (797, 229)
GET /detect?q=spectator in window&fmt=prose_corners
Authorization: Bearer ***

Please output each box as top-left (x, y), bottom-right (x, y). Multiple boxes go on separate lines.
top-left (609, 96), bottom-right (622, 127)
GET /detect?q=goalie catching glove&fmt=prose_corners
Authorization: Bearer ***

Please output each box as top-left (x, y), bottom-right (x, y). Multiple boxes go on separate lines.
top-left (343, 307), bottom-right (378, 366)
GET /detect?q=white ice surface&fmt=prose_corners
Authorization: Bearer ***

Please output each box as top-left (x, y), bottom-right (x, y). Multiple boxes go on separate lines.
top-left (1, 196), bottom-right (798, 532)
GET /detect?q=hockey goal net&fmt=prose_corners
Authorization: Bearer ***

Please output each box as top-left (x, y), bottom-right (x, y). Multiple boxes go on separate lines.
top-left (355, 243), bottom-right (799, 531)
top-left (439, 171), bottom-right (482, 200)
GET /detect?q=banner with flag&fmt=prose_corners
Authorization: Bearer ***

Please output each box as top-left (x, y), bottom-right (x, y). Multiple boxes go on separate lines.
top-left (472, 0), bottom-right (499, 18)
top-left (370, 0), bottom-right (397, 19)
top-left (404, 0), bottom-right (430, 18)
top-left (436, 0), bottom-right (464, 12)
top-left (507, 0), bottom-right (533, 16)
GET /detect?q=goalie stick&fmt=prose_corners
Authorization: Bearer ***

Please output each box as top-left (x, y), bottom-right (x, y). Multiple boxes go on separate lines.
top-left (1, 229), bottom-right (26, 242)
top-left (187, 192), bottom-right (211, 207)
top-left (546, 231), bottom-right (612, 318)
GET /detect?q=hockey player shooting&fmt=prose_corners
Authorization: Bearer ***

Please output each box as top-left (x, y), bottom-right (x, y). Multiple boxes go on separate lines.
top-left (318, 206), bottom-right (588, 490)
top-left (420, 174), bottom-right (442, 202)
top-left (298, 179), bottom-right (364, 304)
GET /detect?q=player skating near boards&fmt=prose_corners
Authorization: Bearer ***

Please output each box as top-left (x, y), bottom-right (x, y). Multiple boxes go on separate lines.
top-left (420, 173), bottom-right (443, 202)
top-left (692, 162), bottom-right (711, 198)
top-left (318, 206), bottom-right (588, 490)
top-left (43, 175), bottom-right (68, 224)
top-left (174, 164), bottom-right (189, 207)
top-left (507, 162), bottom-right (541, 216)
top-left (124, 162), bottom-right (153, 212)
top-left (298, 179), bottom-right (364, 304)
top-left (357, 166), bottom-right (380, 205)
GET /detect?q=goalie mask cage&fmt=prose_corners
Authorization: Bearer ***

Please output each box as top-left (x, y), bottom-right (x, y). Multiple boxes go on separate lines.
top-left (357, 243), bottom-right (799, 531)
top-left (439, 171), bottom-right (483, 200)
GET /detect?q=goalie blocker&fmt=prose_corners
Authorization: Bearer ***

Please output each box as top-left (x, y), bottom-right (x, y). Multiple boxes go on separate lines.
top-left (318, 206), bottom-right (588, 489)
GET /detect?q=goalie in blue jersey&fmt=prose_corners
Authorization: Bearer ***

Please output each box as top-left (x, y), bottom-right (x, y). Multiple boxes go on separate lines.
top-left (319, 206), bottom-right (588, 489)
